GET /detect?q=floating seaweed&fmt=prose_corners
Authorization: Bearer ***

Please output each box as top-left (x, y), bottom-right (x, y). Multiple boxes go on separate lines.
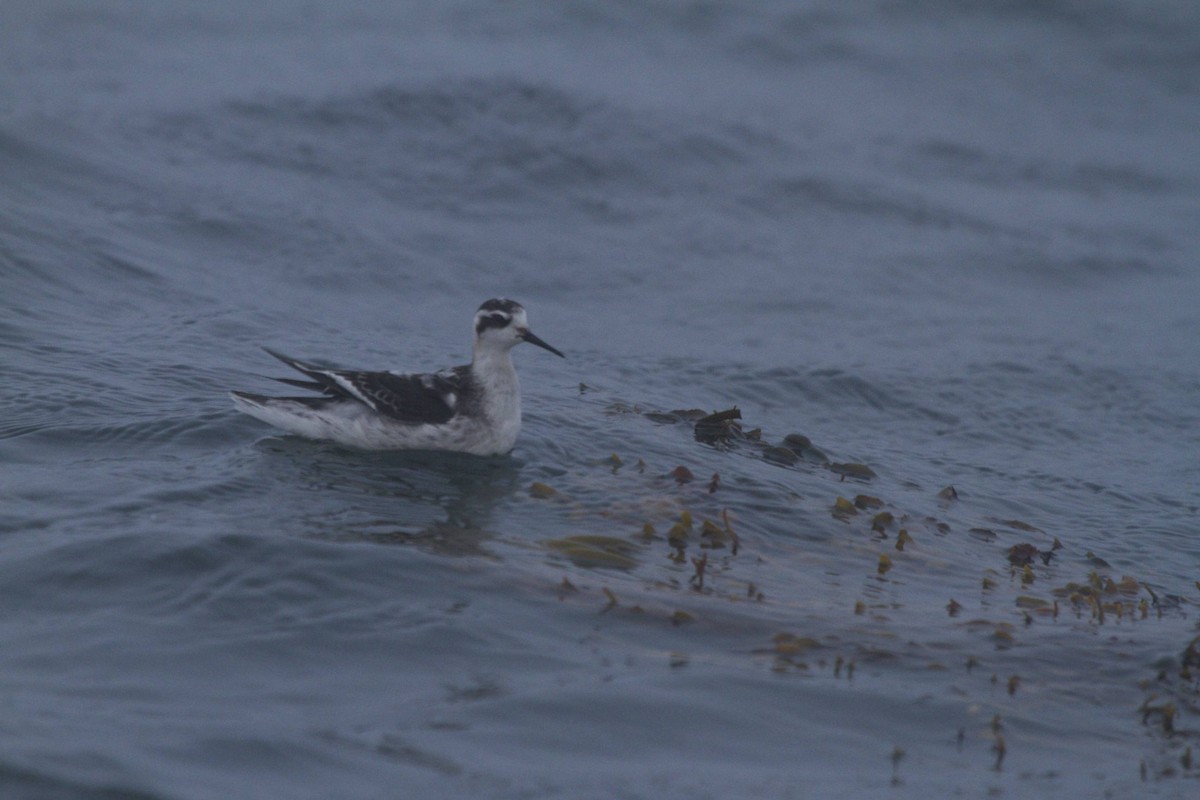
top-left (762, 446), bottom-right (798, 466)
top-left (783, 433), bottom-right (828, 463)
top-left (670, 610), bottom-right (694, 627)
top-left (772, 632), bottom-right (821, 656)
top-left (783, 433), bottom-right (812, 450)
top-left (1007, 543), bottom-right (1040, 565)
top-left (529, 482), bottom-right (559, 499)
top-left (1141, 699), bottom-right (1177, 734)
top-left (532, 387), bottom-right (1195, 778)
top-left (644, 402), bottom-right (840, 472)
top-left (969, 528), bottom-right (998, 543)
top-left (666, 511), bottom-right (693, 563)
top-left (545, 536), bottom-right (640, 570)
top-left (667, 523), bottom-right (689, 550)
top-left (669, 465), bottom-right (695, 484)
top-left (764, 633), bottom-right (821, 673)
top-left (690, 553), bottom-right (708, 590)
top-left (722, 510), bottom-right (741, 555)
top-left (927, 518), bottom-right (952, 535)
top-left (992, 626), bottom-right (1015, 648)
top-left (854, 494), bottom-right (884, 510)
top-left (995, 518), bottom-right (1045, 534)
top-left (693, 407), bottom-right (743, 444)
top-left (1182, 635), bottom-right (1200, 672)
top-left (829, 462), bottom-right (877, 481)
top-left (993, 732), bottom-right (1007, 771)
top-left (601, 587), bottom-right (618, 612)
top-left (1045, 568), bottom-right (1153, 624)
top-left (605, 401), bottom-right (643, 416)
top-left (832, 496), bottom-right (858, 520)
top-left (698, 518), bottom-right (727, 549)
top-left (1006, 538), bottom-right (1059, 567)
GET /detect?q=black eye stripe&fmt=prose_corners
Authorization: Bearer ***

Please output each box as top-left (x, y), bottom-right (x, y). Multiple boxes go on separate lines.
top-left (475, 313), bottom-right (512, 335)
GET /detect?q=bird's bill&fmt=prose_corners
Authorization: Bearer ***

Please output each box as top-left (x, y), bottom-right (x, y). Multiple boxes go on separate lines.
top-left (519, 329), bottom-right (565, 358)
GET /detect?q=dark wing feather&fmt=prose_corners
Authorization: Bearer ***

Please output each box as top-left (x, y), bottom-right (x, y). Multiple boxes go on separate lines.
top-left (338, 370), bottom-right (462, 424)
top-left (263, 349), bottom-right (348, 396)
top-left (262, 349), bottom-right (465, 425)
top-left (271, 377), bottom-right (328, 391)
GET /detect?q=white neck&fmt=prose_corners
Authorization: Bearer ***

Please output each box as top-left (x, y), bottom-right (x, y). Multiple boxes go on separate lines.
top-left (463, 337), bottom-right (526, 452)
top-left (471, 343), bottom-right (521, 418)
top-left (472, 340), bottom-right (517, 371)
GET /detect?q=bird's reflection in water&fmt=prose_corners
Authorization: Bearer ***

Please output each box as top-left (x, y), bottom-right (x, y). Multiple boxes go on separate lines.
top-left (257, 437), bottom-right (525, 557)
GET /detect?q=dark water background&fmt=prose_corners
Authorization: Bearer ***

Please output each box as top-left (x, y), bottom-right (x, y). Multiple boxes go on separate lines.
top-left (3, 2), bottom-right (1199, 797)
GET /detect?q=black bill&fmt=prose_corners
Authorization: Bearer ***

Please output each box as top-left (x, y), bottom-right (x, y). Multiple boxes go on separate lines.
top-left (519, 329), bottom-right (565, 358)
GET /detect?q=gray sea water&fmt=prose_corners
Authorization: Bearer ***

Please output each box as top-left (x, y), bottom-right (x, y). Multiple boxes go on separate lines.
top-left (3, 1), bottom-right (1200, 798)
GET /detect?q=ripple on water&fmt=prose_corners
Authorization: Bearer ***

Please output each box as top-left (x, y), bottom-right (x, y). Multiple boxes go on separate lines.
top-left (2, 1), bottom-right (1198, 794)
top-left (0, 761), bottom-right (168, 800)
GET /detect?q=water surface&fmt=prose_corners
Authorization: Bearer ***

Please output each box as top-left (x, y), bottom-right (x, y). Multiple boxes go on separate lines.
top-left (3, 2), bottom-right (1199, 798)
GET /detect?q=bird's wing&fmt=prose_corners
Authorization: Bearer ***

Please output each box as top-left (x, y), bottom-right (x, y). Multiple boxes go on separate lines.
top-left (263, 349), bottom-right (464, 424)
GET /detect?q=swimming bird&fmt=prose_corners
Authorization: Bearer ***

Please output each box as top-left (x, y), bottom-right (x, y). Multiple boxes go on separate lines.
top-left (230, 299), bottom-right (564, 455)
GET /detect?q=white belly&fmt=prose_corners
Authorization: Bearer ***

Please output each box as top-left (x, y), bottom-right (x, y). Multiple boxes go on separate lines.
top-left (232, 394), bottom-right (522, 455)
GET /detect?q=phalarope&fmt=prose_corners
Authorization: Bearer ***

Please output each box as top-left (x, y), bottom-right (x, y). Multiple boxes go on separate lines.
top-left (230, 299), bottom-right (564, 455)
